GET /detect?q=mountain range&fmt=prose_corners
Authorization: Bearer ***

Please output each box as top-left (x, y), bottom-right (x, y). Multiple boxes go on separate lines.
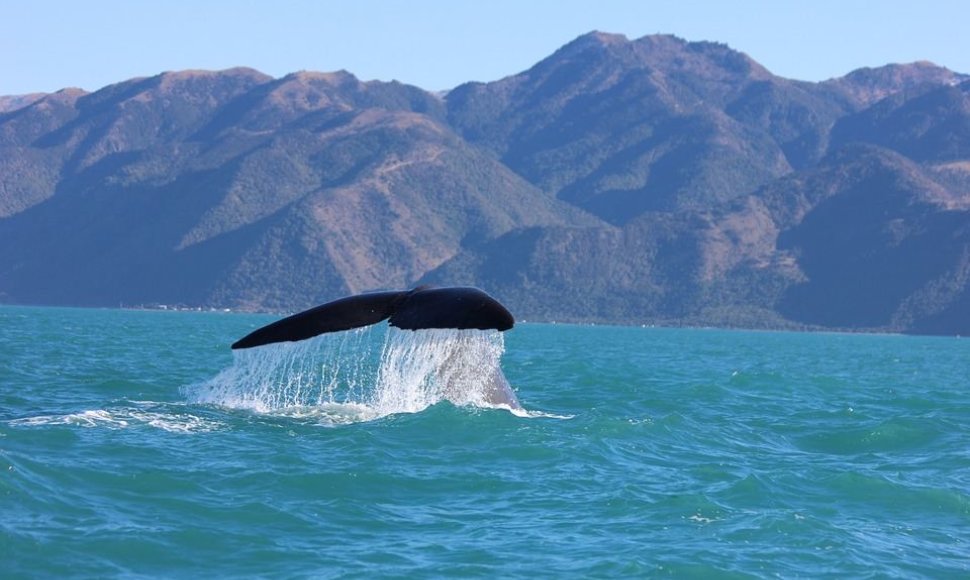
top-left (2, 32), bottom-right (969, 334)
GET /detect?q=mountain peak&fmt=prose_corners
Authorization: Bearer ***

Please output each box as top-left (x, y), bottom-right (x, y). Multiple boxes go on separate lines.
top-left (572, 30), bottom-right (630, 47)
top-left (146, 68), bottom-right (274, 97)
top-left (156, 67), bottom-right (272, 83)
top-left (282, 69), bottom-right (359, 85)
top-left (827, 61), bottom-right (969, 107)
top-left (533, 30), bottom-right (769, 85)
top-left (544, 31), bottom-right (630, 63)
top-left (26, 87), bottom-right (87, 110)
top-left (558, 31), bottom-right (686, 57)
top-left (0, 93), bottom-right (48, 114)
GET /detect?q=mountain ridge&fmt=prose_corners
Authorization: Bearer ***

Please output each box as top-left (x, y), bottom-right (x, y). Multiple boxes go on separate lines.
top-left (2, 32), bottom-right (969, 334)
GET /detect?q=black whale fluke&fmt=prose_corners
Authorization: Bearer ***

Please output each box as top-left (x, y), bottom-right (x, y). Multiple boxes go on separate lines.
top-left (231, 287), bottom-right (514, 350)
top-left (230, 290), bottom-right (408, 350)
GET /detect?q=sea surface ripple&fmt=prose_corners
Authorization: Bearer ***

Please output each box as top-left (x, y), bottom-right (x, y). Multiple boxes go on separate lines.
top-left (1, 306), bottom-right (968, 577)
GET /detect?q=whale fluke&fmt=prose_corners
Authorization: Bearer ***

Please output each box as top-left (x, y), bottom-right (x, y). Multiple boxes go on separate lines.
top-left (388, 287), bottom-right (514, 332)
top-left (231, 287), bottom-right (514, 349)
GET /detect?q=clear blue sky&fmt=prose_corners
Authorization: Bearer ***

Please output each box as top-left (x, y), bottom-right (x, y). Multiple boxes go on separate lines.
top-left (3, 0), bottom-right (968, 96)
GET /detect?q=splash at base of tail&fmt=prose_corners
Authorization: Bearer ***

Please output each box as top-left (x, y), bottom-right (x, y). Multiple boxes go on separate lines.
top-left (377, 328), bottom-right (520, 411)
top-left (219, 287), bottom-right (522, 413)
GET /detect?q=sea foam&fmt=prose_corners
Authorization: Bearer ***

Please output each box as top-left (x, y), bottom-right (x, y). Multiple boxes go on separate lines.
top-left (10, 404), bottom-right (224, 433)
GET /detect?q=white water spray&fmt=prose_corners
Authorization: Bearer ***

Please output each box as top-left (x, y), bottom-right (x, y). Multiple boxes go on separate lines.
top-left (186, 326), bottom-right (521, 419)
top-left (373, 328), bottom-right (518, 412)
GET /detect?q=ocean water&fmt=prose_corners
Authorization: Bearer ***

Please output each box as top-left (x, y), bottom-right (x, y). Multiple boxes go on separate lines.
top-left (1, 305), bottom-right (968, 578)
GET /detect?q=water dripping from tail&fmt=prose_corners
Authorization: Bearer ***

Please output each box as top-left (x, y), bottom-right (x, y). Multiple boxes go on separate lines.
top-left (185, 326), bottom-right (522, 423)
top-left (373, 328), bottom-right (520, 413)
top-left (187, 326), bottom-right (382, 414)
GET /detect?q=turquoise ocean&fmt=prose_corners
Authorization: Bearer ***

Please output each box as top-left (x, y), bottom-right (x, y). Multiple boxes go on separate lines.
top-left (1, 305), bottom-right (968, 578)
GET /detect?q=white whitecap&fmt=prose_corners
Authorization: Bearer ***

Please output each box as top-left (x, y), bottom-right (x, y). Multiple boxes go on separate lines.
top-left (9, 407), bottom-right (224, 433)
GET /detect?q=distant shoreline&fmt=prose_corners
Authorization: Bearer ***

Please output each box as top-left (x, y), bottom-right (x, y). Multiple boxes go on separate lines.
top-left (2, 301), bottom-right (961, 339)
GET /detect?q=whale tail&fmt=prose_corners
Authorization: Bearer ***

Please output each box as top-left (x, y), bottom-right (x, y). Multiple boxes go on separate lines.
top-left (231, 287), bottom-right (514, 350)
